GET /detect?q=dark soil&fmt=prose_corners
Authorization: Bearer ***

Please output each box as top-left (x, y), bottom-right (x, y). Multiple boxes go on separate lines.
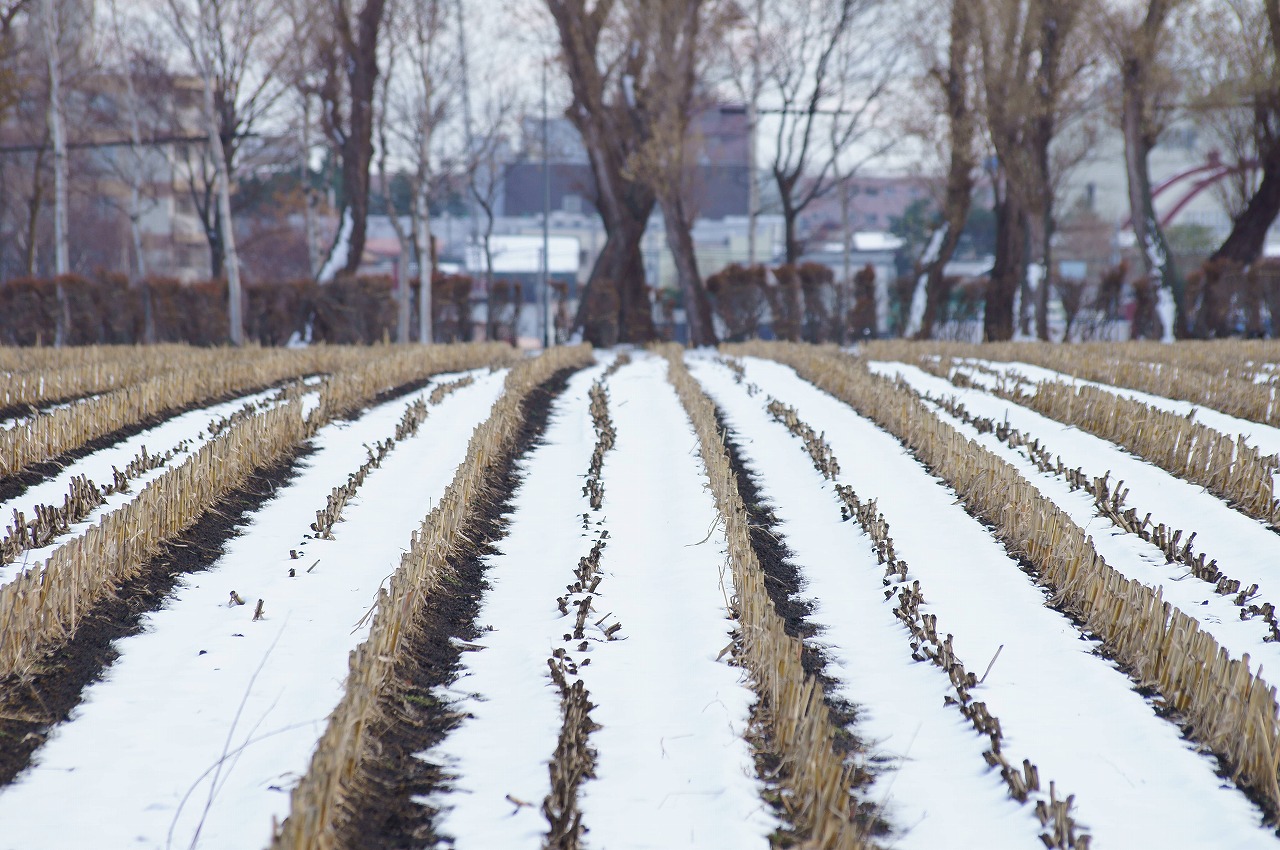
top-left (334, 366), bottom-right (577, 850)
top-left (0, 377), bottom-right (302, 505)
top-left (713, 406), bottom-right (889, 844)
top-left (0, 446), bottom-right (310, 787)
top-left (712, 407), bottom-right (858, 732)
top-left (0, 367), bottom-right (460, 789)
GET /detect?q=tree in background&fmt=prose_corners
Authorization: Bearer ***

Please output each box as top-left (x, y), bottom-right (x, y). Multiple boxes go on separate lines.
top-left (1192, 0), bottom-right (1280, 269)
top-left (544, 0), bottom-right (660, 344)
top-left (902, 0), bottom-right (975, 340)
top-left (973, 0), bottom-right (1090, 341)
top-left (1098, 0), bottom-right (1189, 339)
top-left (621, 0), bottom-right (722, 347)
top-left (165, 0), bottom-right (294, 288)
top-left (314, 0), bottom-right (390, 282)
top-left (759, 0), bottom-right (895, 264)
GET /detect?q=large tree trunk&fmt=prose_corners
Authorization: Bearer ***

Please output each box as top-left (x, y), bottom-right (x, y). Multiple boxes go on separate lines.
top-left (320, 0), bottom-right (388, 280)
top-left (985, 193), bottom-right (1027, 341)
top-left (1211, 138), bottom-right (1280, 267)
top-left (1122, 58), bottom-right (1185, 337)
top-left (573, 209), bottom-right (655, 345)
top-left (659, 195), bottom-right (717, 346)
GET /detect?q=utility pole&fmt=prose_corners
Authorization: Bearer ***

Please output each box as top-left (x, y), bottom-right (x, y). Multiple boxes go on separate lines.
top-left (454, 0), bottom-right (481, 291)
top-left (542, 56), bottom-right (553, 348)
top-left (746, 0), bottom-right (762, 266)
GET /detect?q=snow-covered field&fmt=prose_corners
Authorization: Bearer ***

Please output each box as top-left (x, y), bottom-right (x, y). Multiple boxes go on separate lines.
top-left (2, 343), bottom-right (1280, 850)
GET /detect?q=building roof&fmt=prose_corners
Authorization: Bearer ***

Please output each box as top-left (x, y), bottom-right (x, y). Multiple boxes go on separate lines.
top-left (464, 235), bottom-right (581, 274)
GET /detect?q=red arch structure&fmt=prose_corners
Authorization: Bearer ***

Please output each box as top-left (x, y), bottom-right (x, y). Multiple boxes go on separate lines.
top-left (1121, 151), bottom-right (1257, 229)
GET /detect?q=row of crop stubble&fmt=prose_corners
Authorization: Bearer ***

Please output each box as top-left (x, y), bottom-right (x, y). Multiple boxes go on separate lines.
top-left (0, 343), bottom-right (516, 682)
top-left (740, 341), bottom-right (1280, 819)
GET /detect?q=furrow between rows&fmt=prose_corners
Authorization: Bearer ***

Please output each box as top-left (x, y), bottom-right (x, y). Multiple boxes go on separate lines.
top-left (732, 343), bottom-right (1280, 847)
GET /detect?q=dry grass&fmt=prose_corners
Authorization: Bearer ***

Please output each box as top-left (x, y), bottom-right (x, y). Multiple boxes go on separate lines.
top-left (867, 339), bottom-right (1280, 426)
top-left (743, 341), bottom-right (1280, 821)
top-left (0, 344), bottom-right (518, 684)
top-left (270, 344), bottom-right (593, 850)
top-left (661, 345), bottom-right (869, 850)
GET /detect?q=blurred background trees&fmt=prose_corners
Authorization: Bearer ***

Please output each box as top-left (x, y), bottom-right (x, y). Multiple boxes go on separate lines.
top-left (4, 0), bottom-right (1280, 345)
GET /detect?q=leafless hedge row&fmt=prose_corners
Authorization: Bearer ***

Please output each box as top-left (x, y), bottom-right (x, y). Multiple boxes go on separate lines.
top-left (739, 342), bottom-right (1280, 820)
top-left (0, 274), bottom-right (527, 347)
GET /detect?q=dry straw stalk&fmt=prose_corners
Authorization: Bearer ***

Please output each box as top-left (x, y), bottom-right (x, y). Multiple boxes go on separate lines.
top-left (661, 345), bottom-right (867, 850)
top-left (271, 344), bottom-right (593, 850)
top-left (0, 344), bottom-right (515, 683)
top-left (741, 341), bottom-right (1280, 820)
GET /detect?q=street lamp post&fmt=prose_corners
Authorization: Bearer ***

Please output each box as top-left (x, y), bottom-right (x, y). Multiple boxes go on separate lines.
top-left (542, 57), bottom-right (553, 348)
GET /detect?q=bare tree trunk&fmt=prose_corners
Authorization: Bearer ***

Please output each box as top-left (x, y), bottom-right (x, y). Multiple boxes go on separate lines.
top-left (839, 177), bottom-right (851, 342)
top-left (413, 184), bottom-right (433, 343)
top-left (917, 0), bottom-right (975, 341)
top-left (780, 188), bottom-right (802, 263)
top-left (23, 147), bottom-right (46, 278)
top-left (200, 0), bottom-right (243, 345)
top-left (42, 0), bottom-right (68, 278)
top-left (986, 190), bottom-right (1027, 341)
top-left (1035, 207), bottom-right (1053, 340)
top-left (746, 0), bottom-right (763, 266)
top-left (1122, 66), bottom-right (1184, 337)
top-left (319, 0), bottom-right (389, 280)
top-left (547, 0), bottom-right (659, 345)
top-left (659, 197), bottom-right (716, 346)
top-left (302, 94), bottom-right (319, 278)
top-left (1211, 0), bottom-right (1280, 268)
top-left (382, 170), bottom-right (411, 343)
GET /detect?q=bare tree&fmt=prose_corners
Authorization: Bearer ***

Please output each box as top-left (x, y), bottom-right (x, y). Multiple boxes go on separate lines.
top-left (383, 0), bottom-right (451, 343)
top-left (544, 0), bottom-right (660, 344)
top-left (165, 0), bottom-right (293, 286)
top-left (1099, 0), bottom-right (1189, 338)
top-left (973, 0), bottom-right (1089, 341)
top-left (760, 0), bottom-right (895, 264)
top-left (314, 0), bottom-right (391, 281)
top-left (375, 35), bottom-right (411, 342)
top-left (1191, 0), bottom-right (1280, 268)
top-left (465, 91), bottom-right (516, 301)
top-left (903, 0), bottom-right (976, 340)
top-left (621, 0), bottom-right (721, 346)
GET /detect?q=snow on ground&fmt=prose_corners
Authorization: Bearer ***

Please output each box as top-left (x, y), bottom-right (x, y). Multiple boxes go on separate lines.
top-left (873, 361), bottom-right (1280, 673)
top-left (425, 358), bottom-right (611, 846)
top-left (688, 354), bottom-right (1033, 850)
top-left (0, 368), bottom-right (506, 850)
top-left (576, 353), bottom-right (772, 848)
top-left (951, 358), bottom-right (1280, 459)
top-left (737, 355), bottom-right (1278, 848)
top-left (416, 352), bottom-right (774, 850)
top-left (0, 387), bottom-right (294, 591)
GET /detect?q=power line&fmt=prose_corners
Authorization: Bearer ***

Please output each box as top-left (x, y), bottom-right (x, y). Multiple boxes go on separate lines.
top-left (0, 131), bottom-right (261, 155)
